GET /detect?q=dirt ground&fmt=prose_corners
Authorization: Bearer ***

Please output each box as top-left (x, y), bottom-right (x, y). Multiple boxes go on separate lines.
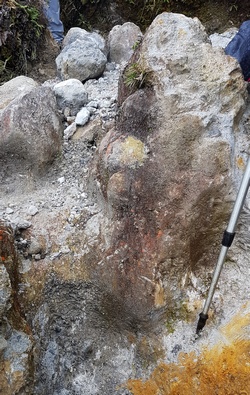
top-left (27, 31), bottom-right (60, 84)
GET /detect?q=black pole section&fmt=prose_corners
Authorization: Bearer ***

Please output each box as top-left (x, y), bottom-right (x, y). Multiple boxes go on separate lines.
top-left (196, 312), bottom-right (209, 334)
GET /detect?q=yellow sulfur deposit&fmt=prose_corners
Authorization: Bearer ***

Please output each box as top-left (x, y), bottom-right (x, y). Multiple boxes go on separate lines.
top-left (127, 305), bottom-right (250, 395)
top-left (120, 136), bottom-right (147, 167)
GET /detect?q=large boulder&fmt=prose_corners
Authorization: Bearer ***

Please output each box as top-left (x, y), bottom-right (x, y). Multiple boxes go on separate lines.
top-left (107, 22), bottom-right (143, 64)
top-left (56, 28), bottom-right (107, 81)
top-left (62, 27), bottom-right (107, 55)
top-left (0, 85), bottom-right (63, 175)
top-left (0, 76), bottom-right (39, 111)
top-left (89, 13), bottom-right (247, 321)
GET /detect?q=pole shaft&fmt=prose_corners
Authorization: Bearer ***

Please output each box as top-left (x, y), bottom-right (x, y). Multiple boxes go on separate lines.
top-left (227, 157), bottom-right (250, 233)
top-left (201, 157), bottom-right (250, 316)
top-left (203, 246), bottom-right (228, 315)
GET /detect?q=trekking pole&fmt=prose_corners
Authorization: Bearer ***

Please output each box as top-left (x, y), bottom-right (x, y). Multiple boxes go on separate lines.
top-left (196, 156), bottom-right (250, 334)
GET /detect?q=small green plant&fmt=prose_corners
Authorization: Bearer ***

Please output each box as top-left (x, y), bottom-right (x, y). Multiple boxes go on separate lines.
top-left (13, 1), bottom-right (43, 34)
top-left (132, 40), bottom-right (140, 51)
top-left (0, 0), bottom-right (46, 83)
top-left (124, 62), bottom-right (150, 89)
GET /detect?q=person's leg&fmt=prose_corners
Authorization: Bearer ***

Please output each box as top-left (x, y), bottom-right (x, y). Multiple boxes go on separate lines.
top-left (44, 0), bottom-right (64, 43)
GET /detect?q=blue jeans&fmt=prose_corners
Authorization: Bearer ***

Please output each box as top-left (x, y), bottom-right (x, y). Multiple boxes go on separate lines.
top-left (225, 20), bottom-right (250, 81)
top-left (44, 0), bottom-right (64, 43)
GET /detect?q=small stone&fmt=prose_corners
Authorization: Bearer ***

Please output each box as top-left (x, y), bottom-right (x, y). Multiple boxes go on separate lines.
top-left (51, 252), bottom-right (61, 259)
top-left (99, 108), bottom-right (108, 119)
top-left (66, 116), bottom-right (76, 124)
top-left (101, 99), bottom-right (112, 108)
top-left (58, 176), bottom-right (65, 184)
top-left (75, 107), bottom-right (90, 126)
top-left (60, 246), bottom-right (71, 254)
top-left (105, 62), bottom-right (116, 71)
top-left (87, 100), bottom-right (99, 108)
top-left (6, 207), bottom-right (14, 214)
top-left (12, 217), bottom-right (31, 230)
top-left (64, 107), bottom-right (71, 117)
top-left (27, 205), bottom-right (38, 216)
top-left (27, 238), bottom-right (41, 255)
top-left (64, 122), bottom-right (77, 140)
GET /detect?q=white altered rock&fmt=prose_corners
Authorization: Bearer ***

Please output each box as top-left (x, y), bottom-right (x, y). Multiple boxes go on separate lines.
top-left (53, 79), bottom-right (88, 115)
top-left (27, 205), bottom-right (39, 216)
top-left (58, 176), bottom-right (65, 184)
top-left (75, 108), bottom-right (90, 126)
top-left (5, 207), bottom-right (14, 214)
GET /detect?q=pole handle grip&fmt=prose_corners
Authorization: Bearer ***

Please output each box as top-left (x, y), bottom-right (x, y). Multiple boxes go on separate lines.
top-left (222, 230), bottom-right (235, 247)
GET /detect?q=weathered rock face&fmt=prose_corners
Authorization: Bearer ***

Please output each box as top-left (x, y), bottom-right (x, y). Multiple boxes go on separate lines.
top-left (91, 13), bottom-right (247, 321)
top-left (0, 221), bottom-right (33, 395)
top-left (32, 278), bottom-right (137, 395)
top-left (0, 86), bottom-right (63, 176)
top-left (1, 12), bottom-right (250, 395)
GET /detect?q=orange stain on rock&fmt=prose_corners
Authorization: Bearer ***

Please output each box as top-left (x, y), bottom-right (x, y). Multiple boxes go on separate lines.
top-left (237, 156), bottom-right (245, 170)
top-left (157, 230), bottom-right (163, 238)
top-left (127, 305), bottom-right (250, 395)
